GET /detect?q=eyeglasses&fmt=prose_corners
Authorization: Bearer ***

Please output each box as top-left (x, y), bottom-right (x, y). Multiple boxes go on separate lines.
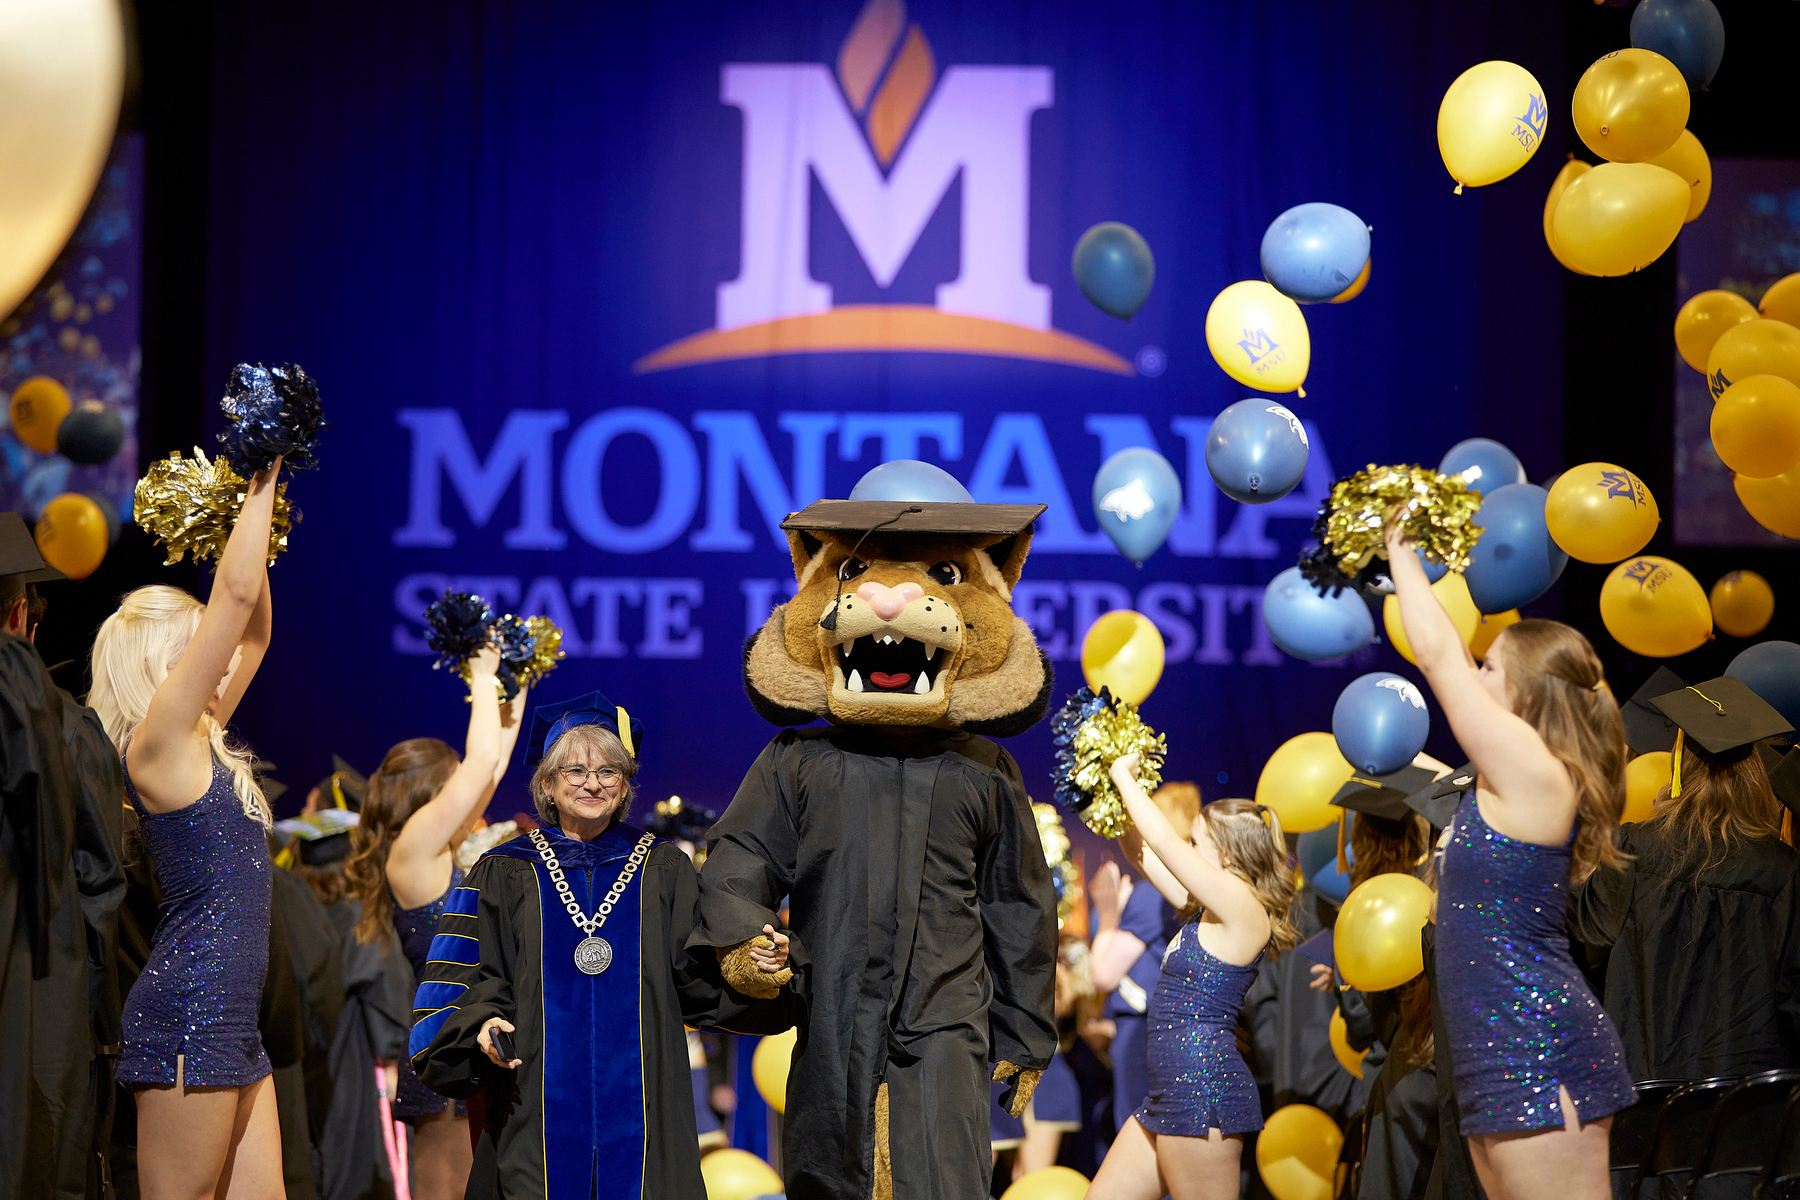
top-left (557, 765), bottom-right (624, 787)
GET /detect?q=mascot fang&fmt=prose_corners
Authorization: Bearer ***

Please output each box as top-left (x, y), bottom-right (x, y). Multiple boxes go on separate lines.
top-left (692, 497), bottom-right (1060, 1200)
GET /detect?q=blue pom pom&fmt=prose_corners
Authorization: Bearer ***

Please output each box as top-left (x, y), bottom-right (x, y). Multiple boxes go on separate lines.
top-left (1049, 686), bottom-right (1114, 813)
top-left (217, 362), bottom-right (328, 476)
top-left (423, 591), bottom-right (494, 674)
top-left (492, 614), bottom-right (535, 701)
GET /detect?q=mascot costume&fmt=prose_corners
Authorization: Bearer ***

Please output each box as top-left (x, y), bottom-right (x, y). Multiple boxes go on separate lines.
top-left (692, 493), bottom-right (1060, 1200)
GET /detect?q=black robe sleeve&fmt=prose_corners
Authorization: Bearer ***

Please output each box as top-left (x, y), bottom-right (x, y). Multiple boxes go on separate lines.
top-left (688, 734), bottom-right (800, 953)
top-left (410, 855), bottom-right (517, 1099)
top-left (0, 634), bottom-right (77, 979)
top-left (58, 694), bottom-right (125, 1047)
top-left (978, 748), bottom-right (1058, 1071)
top-left (1565, 827), bottom-right (1637, 951)
top-left (666, 844), bottom-right (797, 1035)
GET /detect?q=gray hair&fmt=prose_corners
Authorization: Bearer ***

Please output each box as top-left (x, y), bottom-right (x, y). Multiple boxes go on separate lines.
top-left (530, 723), bottom-right (637, 827)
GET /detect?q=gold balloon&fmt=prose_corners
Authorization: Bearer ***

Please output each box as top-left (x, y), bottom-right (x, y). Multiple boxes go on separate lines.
top-left (1623, 752), bottom-right (1671, 824)
top-left (1335, 873), bottom-right (1433, 991)
top-left (1710, 570), bottom-right (1775, 639)
top-left (9, 375), bottom-right (72, 454)
top-left (1543, 158), bottom-right (1593, 274)
top-left (1571, 49), bottom-right (1689, 162)
top-left (1436, 61), bottom-right (1549, 192)
top-left (1327, 257), bottom-right (1370, 304)
top-left (1000, 1166), bottom-right (1092, 1200)
top-left (1469, 609), bottom-right (1521, 662)
top-left (699, 1149), bottom-right (784, 1200)
top-left (1675, 290), bottom-right (1759, 372)
top-left (1712, 375), bottom-right (1800, 479)
top-left (0, 1), bottom-right (126, 318)
top-left (1600, 556), bottom-right (1713, 658)
top-left (1205, 280), bottom-right (1311, 395)
top-left (1382, 573), bottom-right (1482, 666)
top-left (751, 1026), bottom-right (797, 1114)
top-left (1545, 462), bottom-right (1660, 563)
top-left (1255, 732), bottom-right (1354, 834)
top-left (1734, 464), bottom-right (1800, 539)
top-left (1550, 161), bottom-right (1689, 277)
top-left (1646, 130), bottom-right (1711, 222)
top-left (1707, 319), bottom-right (1800, 399)
top-left (1762, 273), bottom-right (1800, 329)
top-left (1328, 1008), bottom-right (1366, 1079)
top-left (1256, 1104), bottom-right (1343, 1200)
top-left (34, 492), bottom-right (108, 580)
top-left (1081, 610), bottom-right (1166, 706)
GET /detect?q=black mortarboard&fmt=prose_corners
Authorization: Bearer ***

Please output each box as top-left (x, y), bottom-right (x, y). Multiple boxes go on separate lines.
top-left (1331, 764), bottom-right (1438, 826)
top-left (1403, 762), bottom-right (1475, 831)
top-left (525, 691), bottom-right (642, 767)
top-left (0, 511), bottom-right (66, 582)
top-left (274, 809), bottom-right (358, 867)
top-left (1623, 667), bottom-right (1687, 756)
top-left (1652, 676), bottom-right (1794, 765)
top-left (1757, 744), bottom-right (1800, 816)
top-left (311, 754), bottom-right (367, 812)
top-left (780, 500), bottom-right (1046, 538)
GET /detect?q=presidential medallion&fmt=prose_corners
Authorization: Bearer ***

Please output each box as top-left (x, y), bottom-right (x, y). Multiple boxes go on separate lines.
top-left (574, 935), bottom-right (613, 975)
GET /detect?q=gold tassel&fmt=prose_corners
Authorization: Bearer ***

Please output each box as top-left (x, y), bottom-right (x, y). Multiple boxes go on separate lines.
top-left (1670, 729), bottom-right (1685, 799)
top-left (616, 706), bottom-right (635, 759)
top-left (1783, 810), bottom-right (1793, 848)
top-left (1336, 812), bottom-right (1350, 876)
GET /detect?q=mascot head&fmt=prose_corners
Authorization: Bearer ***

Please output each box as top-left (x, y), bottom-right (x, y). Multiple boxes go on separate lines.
top-left (743, 498), bottom-right (1054, 738)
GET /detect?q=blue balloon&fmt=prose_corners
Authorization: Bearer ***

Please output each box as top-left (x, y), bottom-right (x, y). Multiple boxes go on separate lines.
top-left (1093, 447), bottom-right (1181, 563)
top-left (1462, 483), bottom-right (1568, 614)
top-left (1298, 825), bottom-right (1353, 904)
top-left (1631, 0), bottom-right (1725, 90)
top-left (1438, 438), bottom-right (1525, 496)
top-left (1333, 672), bottom-right (1431, 775)
top-left (1205, 398), bottom-right (1311, 505)
top-left (1263, 567), bottom-right (1377, 661)
top-left (1260, 203), bottom-right (1372, 304)
top-left (1072, 222), bottom-right (1155, 319)
top-left (1417, 549), bottom-right (1449, 585)
top-left (1726, 641), bottom-right (1800, 731)
top-left (848, 459), bottom-right (973, 503)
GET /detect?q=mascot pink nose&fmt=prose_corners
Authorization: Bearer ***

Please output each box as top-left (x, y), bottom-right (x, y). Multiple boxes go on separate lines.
top-left (855, 581), bottom-right (923, 621)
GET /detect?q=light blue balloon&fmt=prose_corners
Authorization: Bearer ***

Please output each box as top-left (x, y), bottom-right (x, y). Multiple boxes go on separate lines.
top-left (1093, 447), bottom-right (1181, 563)
top-left (1261, 203), bottom-right (1372, 304)
top-left (1332, 672), bottom-right (1431, 775)
top-left (1298, 825), bottom-right (1353, 904)
top-left (1726, 641), bottom-right (1800, 730)
top-left (848, 460), bottom-right (973, 503)
top-left (1438, 438), bottom-right (1525, 496)
top-left (1463, 483), bottom-right (1568, 614)
top-left (1631, 0), bottom-right (1725, 89)
top-left (1263, 567), bottom-right (1376, 661)
top-left (1205, 398), bottom-right (1310, 505)
top-left (1072, 223), bottom-right (1155, 319)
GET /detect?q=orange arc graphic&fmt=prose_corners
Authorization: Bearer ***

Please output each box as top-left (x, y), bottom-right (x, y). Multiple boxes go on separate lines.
top-left (633, 305), bottom-right (1134, 375)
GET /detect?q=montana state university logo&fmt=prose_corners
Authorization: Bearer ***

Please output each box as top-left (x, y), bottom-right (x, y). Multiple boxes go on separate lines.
top-left (635, 0), bottom-right (1130, 375)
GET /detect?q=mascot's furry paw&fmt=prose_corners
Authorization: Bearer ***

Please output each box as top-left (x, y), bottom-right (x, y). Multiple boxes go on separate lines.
top-left (992, 1061), bottom-right (1042, 1118)
top-left (717, 938), bottom-right (792, 999)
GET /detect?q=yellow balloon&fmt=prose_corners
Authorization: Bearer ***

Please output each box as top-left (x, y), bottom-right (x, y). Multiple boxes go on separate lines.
top-left (1599, 556), bottom-right (1713, 658)
top-left (1256, 1104), bottom-right (1343, 1200)
top-left (1572, 49), bottom-right (1689, 162)
top-left (9, 375), bottom-right (72, 455)
top-left (1762, 273), bottom-right (1800, 329)
top-left (34, 492), bottom-right (107, 580)
top-left (1469, 609), bottom-right (1521, 662)
top-left (1328, 1008), bottom-right (1366, 1079)
top-left (1335, 873), bottom-right (1433, 991)
top-left (1675, 289), bottom-right (1759, 372)
top-left (1707, 319), bottom-right (1800, 399)
top-left (1545, 462), bottom-right (1660, 563)
top-left (1205, 280), bottom-right (1311, 396)
top-left (1646, 130), bottom-right (1711, 223)
top-left (1255, 732), bottom-right (1354, 834)
top-left (1436, 61), bottom-right (1548, 191)
top-left (751, 1027), bottom-right (797, 1115)
top-left (700, 1149), bottom-right (784, 1200)
top-left (1550, 161), bottom-right (1689, 277)
top-left (1712, 375), bottom-right (1800, 479)
top-left (1382, 573), bottom-right (1481, 666)
top-left (1543, 158), bottom-right (1593, 274)
top-left (1081, 610), bottom-right (1165, 706)
top-left (1734, 464), bottom-right (1800, 539)
top-left (1623, 752), bottom-right (1671, 824)
top-left (1319, 257), bottom-right (1369, 305)
top-left (1000, 1166), bottom-right (1091, 1200)
top-left (1710, 570), bottom-right (1775, 638)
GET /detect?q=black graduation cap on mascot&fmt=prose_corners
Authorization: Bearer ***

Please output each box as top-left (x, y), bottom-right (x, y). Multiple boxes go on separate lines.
top-left (1622, 666), bottom-right (1687, 757)
top-left (1651, 675), bottom-right (1795, 804)
top-left (0, 511), bottom-right (67, 583)
top-left (1330, 763), bottom-right (1437, 871)
top-left (525, 691), bottom-right (643, 768)
top-left (1401, 762), bottom-right (1477, 832)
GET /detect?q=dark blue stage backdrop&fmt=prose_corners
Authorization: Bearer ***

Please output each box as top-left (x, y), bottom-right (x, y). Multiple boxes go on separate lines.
top-left (201, 1), bottom-right (1567, 825)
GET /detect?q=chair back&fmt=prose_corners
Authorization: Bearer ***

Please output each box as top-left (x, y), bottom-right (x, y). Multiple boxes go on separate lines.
top-left (1635, 1077), bottom-right (1738, 1199)
top-left (1756, 1085), bottom-right (1800, 1200)
top-left (1690, 1070), bottom-right (1800, 1194)
top-left (1612, 1080), bottom-right (1686, 1175)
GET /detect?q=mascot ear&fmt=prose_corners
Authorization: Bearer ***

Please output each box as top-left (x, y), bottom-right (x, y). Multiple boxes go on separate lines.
top-left (984, 525), bottom-right (1033, 592)
top-left (787, 528), bottom-right (826, 584)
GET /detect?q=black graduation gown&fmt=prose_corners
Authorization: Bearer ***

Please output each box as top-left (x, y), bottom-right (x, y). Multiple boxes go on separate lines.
top-left (411, 828), bottom-right (792, 1200)
top-left (269, 866), bottom-right (347, 1200)
top-left (1567, 821), bottom-right (1800, 1078)
top-left (320, 897), bottom-right (412, 1200)
top-left (1422, 925), bottom-right (1485, 1200)
top-left (692, 726), bottom-right (1059, 1200)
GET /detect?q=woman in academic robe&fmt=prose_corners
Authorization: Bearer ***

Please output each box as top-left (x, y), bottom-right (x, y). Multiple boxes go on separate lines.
top-left (408, 692), bottom-right (794, 1200)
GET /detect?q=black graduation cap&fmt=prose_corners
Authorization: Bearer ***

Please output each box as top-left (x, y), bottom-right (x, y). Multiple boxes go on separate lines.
top-left (1331, 764), bottom-right (1439, 828)
top-left (780, 500), bottom-right (1046, 538)
top-left (525, 690), bottom-right (643, 767)
top-left (1652, 676), bottom-right (1795, 782)
top-left (0, 511), bottom-right (66, 583)
top-left (274, 809), bottom-right (358, 867)
top-left (311, 754), bottom-right (367, 812)
top-left (1622, 667), bottom-right (1687, 757)
top-left (1757, 744), bottom-right (1800, 817)
top-left (1403, 762), bottom-right (1476, 831)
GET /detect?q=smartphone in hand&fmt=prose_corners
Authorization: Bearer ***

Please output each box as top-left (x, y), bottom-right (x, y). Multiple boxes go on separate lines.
top-left (491, 1027), bottom-right (516, 1064)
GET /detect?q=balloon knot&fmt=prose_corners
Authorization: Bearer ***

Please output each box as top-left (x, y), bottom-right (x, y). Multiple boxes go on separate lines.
top-left (1297, 386), bottom-right (1307, 399)
top-left (1453, 183), bottom-right (1464, 196)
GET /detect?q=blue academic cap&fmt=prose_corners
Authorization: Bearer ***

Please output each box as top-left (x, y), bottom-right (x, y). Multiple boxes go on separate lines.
top-left (524, 691), bottom-right (642, 767)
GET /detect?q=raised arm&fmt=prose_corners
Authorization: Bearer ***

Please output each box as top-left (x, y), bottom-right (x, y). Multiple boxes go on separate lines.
top-left (1086, 862), bottom-right (1147, 993)
top-left (386, 646), bottom-right (504, 908)
top-left (211, 565), bottom-right (270, 727)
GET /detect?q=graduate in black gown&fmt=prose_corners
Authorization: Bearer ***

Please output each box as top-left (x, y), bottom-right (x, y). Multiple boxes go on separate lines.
top-left (409, 693), bottom-right (794, 1200)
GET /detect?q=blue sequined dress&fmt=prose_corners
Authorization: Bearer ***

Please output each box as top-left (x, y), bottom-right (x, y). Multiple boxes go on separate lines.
top-left (1137, 915), bottom-right (1265, 1137)
top-left (391, 865), bottom-right (463, 1120)
top-left (118, 756), bottom-right (272, 1088)
top-left (1437, 791), bottom-right (1634, 1136)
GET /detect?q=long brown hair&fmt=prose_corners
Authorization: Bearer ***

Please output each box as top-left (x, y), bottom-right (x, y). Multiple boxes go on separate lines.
top-left (1498, 620), bottom-right (1628, 882)
top-left (344, 738), bottom-right (460, 944)
top-left (1647, 744), bottom-right (1784, 877)
top-left (1196, 798), bottom-right (1299, 954)
top-left (1349, 812), bottom-right (1430, 890)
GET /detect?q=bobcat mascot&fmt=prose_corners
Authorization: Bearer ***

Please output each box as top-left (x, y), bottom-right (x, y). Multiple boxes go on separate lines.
top-left (692, 496), bottom-right (1060, 1200)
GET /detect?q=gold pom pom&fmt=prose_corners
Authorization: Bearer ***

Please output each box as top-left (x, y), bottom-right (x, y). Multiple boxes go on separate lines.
top-left (1321, 464), bottom-right (1483, 578)
top-left (1066, 702), bottom-right (1167, 839)
top-left (519, 616), bottom-right (566, 687)
top-left (133, 448), bottom-right (294, 567)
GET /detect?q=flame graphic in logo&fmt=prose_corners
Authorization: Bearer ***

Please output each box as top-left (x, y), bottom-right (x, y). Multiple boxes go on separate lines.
top-left (838, 0), bottom-right (938, 166)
